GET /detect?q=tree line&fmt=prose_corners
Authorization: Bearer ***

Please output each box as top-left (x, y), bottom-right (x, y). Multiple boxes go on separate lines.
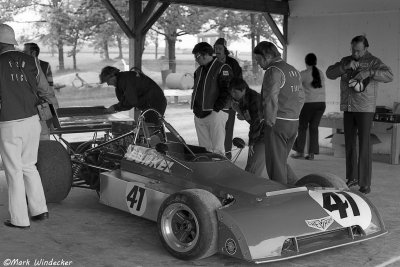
top-left (2, 0), bottom-right (282, 73)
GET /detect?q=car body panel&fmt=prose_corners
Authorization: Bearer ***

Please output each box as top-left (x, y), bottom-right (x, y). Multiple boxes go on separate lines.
top-left (215, 188), bottom-right (386, 263)
top-left (96, 134), bottom-right (386, 263)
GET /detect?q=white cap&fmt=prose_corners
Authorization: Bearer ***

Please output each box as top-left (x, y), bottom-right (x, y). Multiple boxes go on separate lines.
top-left (0, 24), bottom-right (18, 45)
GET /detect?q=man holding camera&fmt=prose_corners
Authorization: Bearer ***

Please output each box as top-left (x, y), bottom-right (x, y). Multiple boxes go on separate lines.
top-left (326, 35), bottom-right (393, 194)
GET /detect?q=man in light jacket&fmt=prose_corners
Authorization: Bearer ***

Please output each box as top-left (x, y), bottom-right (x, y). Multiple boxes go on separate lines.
top-left (326, 35), bottom-right (393, 194)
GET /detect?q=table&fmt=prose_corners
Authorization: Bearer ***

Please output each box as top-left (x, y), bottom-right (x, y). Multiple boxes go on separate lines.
top-left (320, 116), bottom-right (400, 164)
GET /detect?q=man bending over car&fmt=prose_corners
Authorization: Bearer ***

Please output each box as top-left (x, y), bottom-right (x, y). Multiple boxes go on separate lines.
top-left (99, 66), bottom-right (167, 124)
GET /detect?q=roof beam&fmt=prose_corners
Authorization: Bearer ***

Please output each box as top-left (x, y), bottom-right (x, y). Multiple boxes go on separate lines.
top-left (100, 0), bottom-right (135, 38)
top-left (159, 0), bottom-right (289, 15)
top-left (135, 0), bottom-right (159, 32)
top-left (262, 13), bottom-right (287, 46)
top-left (142, 3), bottom-right (170, 34)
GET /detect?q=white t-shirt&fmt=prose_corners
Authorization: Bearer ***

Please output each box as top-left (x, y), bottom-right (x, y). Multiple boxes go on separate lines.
top-left (300, 68), bottom-right (326, 103)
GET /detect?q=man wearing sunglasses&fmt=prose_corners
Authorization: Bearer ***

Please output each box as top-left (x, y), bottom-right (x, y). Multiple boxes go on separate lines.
top-left (191, 42), bottom-right (233, 155)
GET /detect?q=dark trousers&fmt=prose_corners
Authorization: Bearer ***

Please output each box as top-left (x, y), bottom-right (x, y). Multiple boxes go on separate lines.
top-left (145, 97), bottom-right (167, 124)
top-left (293, 102), bottom-right (326, 154)
top-left (224, 109), bottom-right (236, 159)
top-left (264, 119), bottom-right (298, 184)
top-left (343, 112), bottom-right (374, 187)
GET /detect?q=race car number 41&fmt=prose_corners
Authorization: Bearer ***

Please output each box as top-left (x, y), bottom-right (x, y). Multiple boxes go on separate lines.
top-left (126, 182), bottom-right (147, 216)
top-left (309, 189), bottom-right (372, 230)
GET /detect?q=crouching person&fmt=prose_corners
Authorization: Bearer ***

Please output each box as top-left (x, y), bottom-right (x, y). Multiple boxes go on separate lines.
top-left (230, 78), bottom-right (267, 178)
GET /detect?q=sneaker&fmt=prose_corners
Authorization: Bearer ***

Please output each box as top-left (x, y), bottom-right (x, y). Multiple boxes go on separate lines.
top-left (305, 153), bottom-right (314, 160)
top-left (359, 186), bottom-right (371, 194)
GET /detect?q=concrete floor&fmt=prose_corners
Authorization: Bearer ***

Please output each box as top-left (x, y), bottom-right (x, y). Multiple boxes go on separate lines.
top-left (0, 105), bottom-right (399, 267)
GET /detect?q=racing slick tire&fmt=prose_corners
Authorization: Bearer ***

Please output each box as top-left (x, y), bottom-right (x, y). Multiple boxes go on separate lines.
top-left (157, 189), bottom-right (222, 260)
top-left (295, 173), bottom-right (349, 189)
top-left (37, 140), bottom-right (73, 203)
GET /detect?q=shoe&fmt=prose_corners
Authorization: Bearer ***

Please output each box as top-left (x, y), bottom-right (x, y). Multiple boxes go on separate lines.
top-left (290, 152), bottom-right (304, 159)
top-left (346, 180), bottom-right (358, 187)
top-left (359, 186), bottom-right (371, 194)
top-left (305, 153), bottom-right (314, 160)
top-left (31, 212), bottom-right (49, 221)
top-left (4, 220), bottom-right (30, 229)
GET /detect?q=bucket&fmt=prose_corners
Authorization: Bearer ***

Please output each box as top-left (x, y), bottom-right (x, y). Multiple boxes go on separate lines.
top-left (166, 73), bottom-right (194, 90)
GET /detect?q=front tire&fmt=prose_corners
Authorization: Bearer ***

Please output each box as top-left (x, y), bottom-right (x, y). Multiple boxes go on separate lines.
top-left (295, 173), bottom-right (349, 189)
top-left (37, 140), bottom-right (72, 203)
top-left (157, 189), bottom-right (221, 260)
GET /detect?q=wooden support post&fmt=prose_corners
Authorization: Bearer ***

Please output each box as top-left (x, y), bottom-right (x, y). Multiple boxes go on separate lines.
top-left (282, 14), bottom-right (288, 61)
top-left (129, 0), bottom-right (143, 70)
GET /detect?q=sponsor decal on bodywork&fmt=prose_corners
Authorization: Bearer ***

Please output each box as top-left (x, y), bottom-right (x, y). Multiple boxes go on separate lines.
top-left (305, 216), bottom-right (334, 231)
top-left (124, 145), bottom-right (174, 173)
top-left (308, 189), bottom-right (372, 230)
top-left (125, 182), bottom-right (147, 216)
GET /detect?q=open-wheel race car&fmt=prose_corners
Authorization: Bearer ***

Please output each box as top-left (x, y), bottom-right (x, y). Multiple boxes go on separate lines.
top-left (37, 108), bottom-right (387, 264)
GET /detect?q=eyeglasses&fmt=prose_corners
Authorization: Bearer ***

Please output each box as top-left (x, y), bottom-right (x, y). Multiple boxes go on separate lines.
top-left (194, 54), bottom-right (201, 60)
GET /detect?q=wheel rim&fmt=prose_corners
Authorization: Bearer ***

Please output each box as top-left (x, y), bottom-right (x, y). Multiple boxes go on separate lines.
top-left (160, 203), bottom-right (200, 253)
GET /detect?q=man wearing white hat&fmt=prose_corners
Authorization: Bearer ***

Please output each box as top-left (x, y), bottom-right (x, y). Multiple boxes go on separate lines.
top-left (0, 23), bottom-right (49, 228)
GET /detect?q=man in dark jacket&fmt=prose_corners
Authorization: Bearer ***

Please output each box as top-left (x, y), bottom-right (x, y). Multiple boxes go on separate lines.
top-left (214, 38), bottom-right (243, 159)
top-left (191, 42), bottom-right (233, 155)
top-left (99, 66), bottom-right (167, 124)
top-left (0, 24), bottom-right (49, 229)
top-left (23, 42), bottom-right (59, 139)
top-left (230, 78), bottom-right (266, 177)
top-left (326, 35), bottom-right (393, 194)
top-left (254, 41), bottom-right (304, 184)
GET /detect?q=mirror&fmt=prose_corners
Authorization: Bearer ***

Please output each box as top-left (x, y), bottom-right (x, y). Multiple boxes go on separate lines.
top-left (232, 137), bottom-right (245, 149)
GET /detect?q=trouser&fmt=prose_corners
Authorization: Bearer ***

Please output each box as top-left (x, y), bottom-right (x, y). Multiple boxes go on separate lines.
top-left (194, 111), bottom-right (228, 155)
top-left (293, 102), bottom-right (326, 154)
top-left (245, 139), bottom-right (267, 178)
top-left (224, 109), bottom-right (236, 159)
top-left (0, 115), bottom-right (48, 226)
top-left (343, 112), bottom-right (374, 187)
top-left (264, 119), bottom-right (298, 184)
top-left (144, 96), bottom-right (167, 124)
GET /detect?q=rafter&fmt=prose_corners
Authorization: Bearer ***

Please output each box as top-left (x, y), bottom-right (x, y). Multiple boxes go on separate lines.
top-left (142, 3), bottom-right (170, 34)
top-left (159, 0), bottom-right (289, 15)
top-left (100, 0), bottom-right (135, 38)
top-left (262, 13), bottom-right (287, 47)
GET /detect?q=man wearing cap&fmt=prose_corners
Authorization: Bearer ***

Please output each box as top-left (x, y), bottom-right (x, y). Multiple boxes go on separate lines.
top-left (23, 42), bottom-right (59, 140)
top-left (0, 23), bottom-right (49, 229)
top-left (192, 42), bottom-right (233, 155)
top-left (99, 66), bottom-right (167, 124)
top-left (214, 37), bottom-right (242, 159)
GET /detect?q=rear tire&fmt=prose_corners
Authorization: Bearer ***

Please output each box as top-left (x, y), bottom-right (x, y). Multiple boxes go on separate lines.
top-left (295, 173), bottom-right (349, 189)
top-left (37, 140), bottom-right (72, 203)
top-left (157, 189), bottom-right (221, 260)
